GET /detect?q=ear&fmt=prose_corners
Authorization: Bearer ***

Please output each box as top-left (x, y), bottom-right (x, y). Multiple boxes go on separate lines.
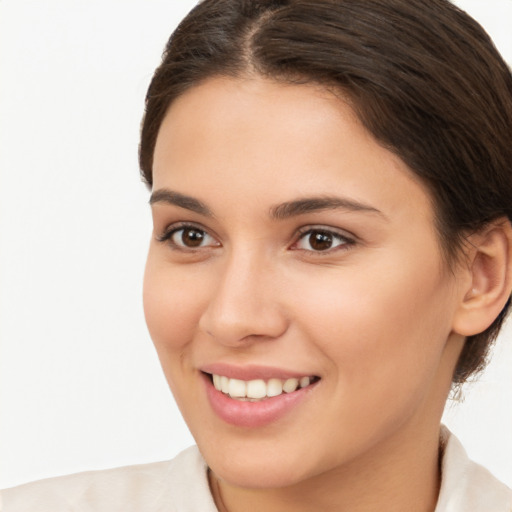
top-left (452, 218), bottom-right (512, 336)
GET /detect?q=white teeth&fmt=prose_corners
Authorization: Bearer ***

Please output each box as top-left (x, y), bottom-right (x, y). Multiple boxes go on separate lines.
top-left (211, 374), bottom-right (316, 400)
top-left (300, 376), bottom-right (310, 388)
top-left (220, 376), bottom-right (229, 394)
top-left (267, 378), bottom-right (284, 397)
top-left (246, 379), bottom-right (266, 399)
top-left (228, 378), bottom-right (246, 398)
top-left (283, 378), bottom-right (299, 393)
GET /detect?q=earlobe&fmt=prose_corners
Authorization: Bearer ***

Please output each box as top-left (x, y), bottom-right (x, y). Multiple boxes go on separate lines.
top-left (452, 218), bottom-right (512, 337)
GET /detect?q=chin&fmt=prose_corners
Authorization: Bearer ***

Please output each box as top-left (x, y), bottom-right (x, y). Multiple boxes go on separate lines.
top-left (195, 432), bottom-right (325, 489)
top-left (208, 455), bottom-right (312, 489)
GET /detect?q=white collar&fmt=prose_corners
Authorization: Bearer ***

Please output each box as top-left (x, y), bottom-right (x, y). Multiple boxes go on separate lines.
top-left (435, 426), bottom-right (512, 511)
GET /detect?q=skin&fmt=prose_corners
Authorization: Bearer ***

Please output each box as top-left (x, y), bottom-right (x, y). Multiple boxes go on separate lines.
top-left (144, 77), bottom-right (471, 512)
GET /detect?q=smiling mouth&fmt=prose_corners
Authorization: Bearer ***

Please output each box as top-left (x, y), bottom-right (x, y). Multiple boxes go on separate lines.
top-left (206, 373), bottom-right (321, 401)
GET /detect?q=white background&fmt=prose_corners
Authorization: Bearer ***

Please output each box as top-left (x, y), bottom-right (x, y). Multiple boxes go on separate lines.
top-left (1, 0), bottom-right (511, 489)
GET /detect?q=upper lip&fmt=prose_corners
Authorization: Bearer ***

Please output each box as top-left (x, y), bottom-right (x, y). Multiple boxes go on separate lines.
top-left (200, 363), bottom-right (318, 381)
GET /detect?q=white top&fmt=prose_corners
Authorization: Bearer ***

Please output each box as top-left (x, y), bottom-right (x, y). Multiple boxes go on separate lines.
top-left (2, 428), bottom-right (511, 511)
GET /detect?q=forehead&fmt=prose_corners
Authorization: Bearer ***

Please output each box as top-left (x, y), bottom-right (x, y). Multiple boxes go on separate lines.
top-left (152, 76), bottom-right (434, 226)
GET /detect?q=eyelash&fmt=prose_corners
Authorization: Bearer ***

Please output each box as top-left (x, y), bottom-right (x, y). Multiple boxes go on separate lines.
top-left (156, 223), bottom-right (356, 254)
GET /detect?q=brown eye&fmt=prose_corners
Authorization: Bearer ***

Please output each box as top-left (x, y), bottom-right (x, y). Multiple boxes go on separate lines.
top-left (181, 228), bottom-right (205, 247)
top-left (294, 228), bottom-right (352, 252)
top-left (308, 231), bottom-right (333, 251)
top-left (168, 226), bottom-right (218, 248)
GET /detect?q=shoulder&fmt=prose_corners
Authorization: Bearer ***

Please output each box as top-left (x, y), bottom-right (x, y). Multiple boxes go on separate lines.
top-left (0, 445), bottom-right (217, 512)
top-left (436, 426), bottom-right (512, 512)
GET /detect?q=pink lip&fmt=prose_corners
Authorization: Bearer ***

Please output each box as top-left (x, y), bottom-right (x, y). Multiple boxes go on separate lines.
top-left (201, 371), bottom-right (319, 428)
top-left (200, 362), bottom-right (316, 381)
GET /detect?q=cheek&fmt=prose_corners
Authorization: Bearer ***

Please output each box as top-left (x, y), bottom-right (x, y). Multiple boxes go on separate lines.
top-left (290, 254), bottom-right (455, 401)
top-left (281, 259), bottom-right (456, 456)
top-left (143, 251), bottom-right (206, 354)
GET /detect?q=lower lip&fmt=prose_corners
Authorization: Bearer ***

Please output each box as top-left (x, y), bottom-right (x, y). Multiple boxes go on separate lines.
top-left (202, 373), bottom-right (318, 428)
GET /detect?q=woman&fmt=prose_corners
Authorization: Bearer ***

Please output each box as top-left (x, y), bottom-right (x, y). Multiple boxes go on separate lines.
top-left (3, 0), bottom-right (511, 510)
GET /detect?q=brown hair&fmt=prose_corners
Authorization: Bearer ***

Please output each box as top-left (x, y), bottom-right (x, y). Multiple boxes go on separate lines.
top-left (139, 0), bottom-right (512, 384)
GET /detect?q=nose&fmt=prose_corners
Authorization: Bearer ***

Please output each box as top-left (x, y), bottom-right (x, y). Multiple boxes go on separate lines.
top-left (198, 250), bottom-right (288, 346)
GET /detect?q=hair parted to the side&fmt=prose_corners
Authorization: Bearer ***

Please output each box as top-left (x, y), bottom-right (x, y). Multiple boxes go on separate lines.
top-left (139, 0), bottom-right (512, 385)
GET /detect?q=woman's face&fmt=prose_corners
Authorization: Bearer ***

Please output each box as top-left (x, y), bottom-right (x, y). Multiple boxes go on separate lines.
top-left (144, 77), bottom-right (465, 488)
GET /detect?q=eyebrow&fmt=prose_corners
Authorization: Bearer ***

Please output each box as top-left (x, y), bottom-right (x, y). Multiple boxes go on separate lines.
top-left (270, 196), bottom-right (384, 220)
top-left (149, 189), bottom-right (213, 217)
top-left (149, 189), bottom-right (384, 220)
